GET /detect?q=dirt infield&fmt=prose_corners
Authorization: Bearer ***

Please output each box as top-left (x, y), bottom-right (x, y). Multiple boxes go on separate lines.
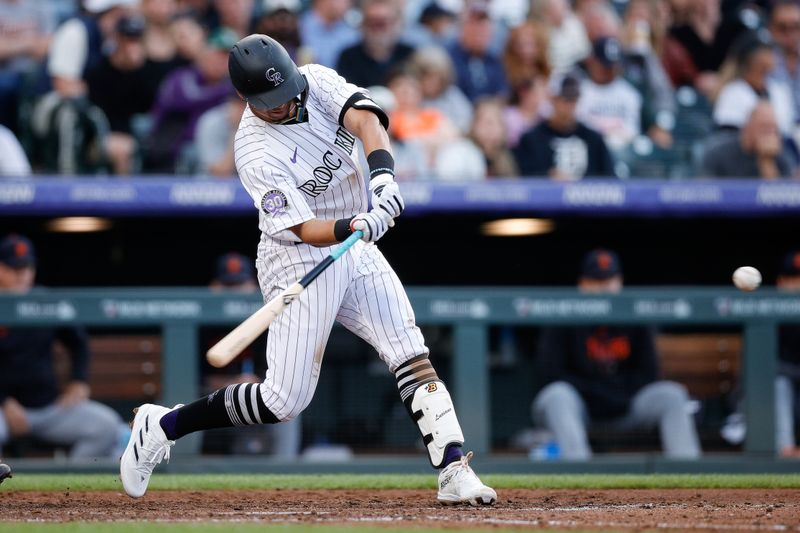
top-left (2, 488), bottom-right (800, 530)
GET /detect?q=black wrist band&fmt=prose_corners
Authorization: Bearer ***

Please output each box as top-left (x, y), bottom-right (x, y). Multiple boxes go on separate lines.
top-left (367, 149), bottom-right (395, 180)
top-left (334, 217), bottom-right (355, 242)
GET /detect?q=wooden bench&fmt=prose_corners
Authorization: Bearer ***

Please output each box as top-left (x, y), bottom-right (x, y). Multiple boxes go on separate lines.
top-left (53, 334), bottom-right (162, 402)
top-left (656, 333), bottom-right (741, 399)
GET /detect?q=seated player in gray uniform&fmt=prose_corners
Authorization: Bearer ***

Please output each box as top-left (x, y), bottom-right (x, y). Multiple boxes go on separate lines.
top-left (531, 249), bottom-right (702, 460)
top-left (120, 34), bottom-right (496, 506)
top-left (0, 234), bottom-right (125, 460)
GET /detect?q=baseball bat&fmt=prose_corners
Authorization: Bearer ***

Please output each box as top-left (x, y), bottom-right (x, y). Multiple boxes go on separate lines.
top-left (206, 230), bottom-right (363, 368)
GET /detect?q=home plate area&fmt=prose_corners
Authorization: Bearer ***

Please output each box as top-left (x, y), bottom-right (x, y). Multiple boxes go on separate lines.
top-left (2, 488), bottom-right (800, 530)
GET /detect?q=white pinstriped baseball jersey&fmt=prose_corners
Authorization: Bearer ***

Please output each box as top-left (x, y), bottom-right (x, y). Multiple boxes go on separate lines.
top-left (234, 64), bottom-right (368, 243)
top-left (232, 63), bottom-right (428, 421)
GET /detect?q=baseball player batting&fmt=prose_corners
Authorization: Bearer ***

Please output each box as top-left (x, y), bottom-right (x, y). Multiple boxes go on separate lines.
top-left (120, 34), bottom-right (496, 506)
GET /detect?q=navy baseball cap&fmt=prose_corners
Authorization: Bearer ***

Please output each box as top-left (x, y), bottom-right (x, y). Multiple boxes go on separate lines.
top-left (550, 73), bottom-right (581, 100)
top-left (215, 253), bottom-right (255, 285)
top-left (592, 37), bottom-right (623, 67)
top-left (780, 250), bottom-right (800, 276)
top-left (0, 234), bottom-right (36, 268)
top-left (581, 249), bottom-right (622, 279)
top-left (116, 14), bottom-right (146, 37)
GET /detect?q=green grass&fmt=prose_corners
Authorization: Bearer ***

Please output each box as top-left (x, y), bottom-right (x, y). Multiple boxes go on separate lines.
top-left (4, 473), bottom-right (800, 492)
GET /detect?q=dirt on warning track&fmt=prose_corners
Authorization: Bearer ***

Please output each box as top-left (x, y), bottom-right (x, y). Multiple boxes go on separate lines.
top-left (2, 488), bottom-right (800, 531)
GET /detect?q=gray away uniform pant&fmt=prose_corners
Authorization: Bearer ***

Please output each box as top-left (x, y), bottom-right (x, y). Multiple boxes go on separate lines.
top-left (532, 380), bottom-right (702, 460)
top-left (0, 400), bottom-right (124, 459)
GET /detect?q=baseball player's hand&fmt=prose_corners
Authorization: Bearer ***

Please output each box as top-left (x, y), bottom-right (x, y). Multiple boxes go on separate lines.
top-left (369, 174), bottom-right (404, 225)
top-left (350, 210), bottom-right (391, 242)
top-left (2, 398), bottom-right (30, 436)
top-left (57, 381), bottom-right (90, 407)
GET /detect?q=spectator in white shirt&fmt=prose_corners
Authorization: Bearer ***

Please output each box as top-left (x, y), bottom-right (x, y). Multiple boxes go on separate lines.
top-left (714, 32), bottom-right (795, 137)
top-left (0, 124), bottom-right (31, 176)
top-left (530, 0), bottom-right (591, 74)
top-left (575, 37), bottom-right (642, 152)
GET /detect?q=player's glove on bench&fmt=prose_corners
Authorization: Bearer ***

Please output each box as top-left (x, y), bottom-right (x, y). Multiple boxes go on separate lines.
top-left (350, 210), bottom-right (391, 242)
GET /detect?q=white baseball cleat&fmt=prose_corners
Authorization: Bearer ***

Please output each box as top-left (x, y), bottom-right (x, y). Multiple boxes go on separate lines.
top-left (119, 403), bottom-right (180, 498)
top-left (437, 451), bottom-right (497, 506)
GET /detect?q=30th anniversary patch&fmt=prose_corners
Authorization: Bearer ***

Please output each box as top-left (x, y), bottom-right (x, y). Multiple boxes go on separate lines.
top-left (261, 190), bottom-right (289, 216)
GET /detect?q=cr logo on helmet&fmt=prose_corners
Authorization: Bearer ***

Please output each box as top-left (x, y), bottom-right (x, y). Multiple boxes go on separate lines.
top-left (266, 68), bottom-right (284, 86)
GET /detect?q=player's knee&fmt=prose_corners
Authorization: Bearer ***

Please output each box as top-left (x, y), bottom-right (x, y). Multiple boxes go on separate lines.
top-left (255, 382), bottom-right (301, 424)
top-left (648, 381), bottom-right (691, 411)
top-left (539, 381), bottom-right (581, 407)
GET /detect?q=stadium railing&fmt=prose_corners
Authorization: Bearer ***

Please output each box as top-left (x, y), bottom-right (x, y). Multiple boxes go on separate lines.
top-left (0, 287), bottom-right (793, 459)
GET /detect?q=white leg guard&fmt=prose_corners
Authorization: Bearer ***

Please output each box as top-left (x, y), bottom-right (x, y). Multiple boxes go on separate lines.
top-left (410, 381), bottom-right (465, 468)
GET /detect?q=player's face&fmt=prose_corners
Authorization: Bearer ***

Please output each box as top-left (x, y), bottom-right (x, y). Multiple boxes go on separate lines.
top-left (578, 275), bottom-right (623, 294)
top-left (0, 263), bottom-right (35, 293)
top-left (253, 99), bottom-right (296, 123)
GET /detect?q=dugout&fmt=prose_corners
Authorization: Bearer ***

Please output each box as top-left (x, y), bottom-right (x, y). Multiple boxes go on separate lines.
top-left (1, 178), bottom-right (799, 464)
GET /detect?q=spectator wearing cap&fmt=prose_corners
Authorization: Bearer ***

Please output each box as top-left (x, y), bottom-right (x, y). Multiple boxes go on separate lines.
top-left (515, 74), bottom-right (615, 179)
top-left (299, 0), bottom-right (359, 68)
top-left (530, 249), bottom-right (702, 461)
top-left (446, 0), bottom-right (509, 103)
top-left (0, 234), bottom-right (126, 460)
top-left (583, 2), bottom-right (676, 150)
top-left (415, 1), bottom-right (458, 47)
top-left (86, 14), bottom-right (166, 174)
top-left (701, 100), bottom-right (794, 179)
top-left (335, 0), bottom-right (415, 89)
top-left (31, 0), bottom-right (137, 173)
top-left (44, 0), bottom-right (136, 99)
top-left (574, 36), bottom-right (643, 152)
top-left (201, 253), bottom-right (301, 458)
top-left (143, 28), bottom-right (236, 173)
top-left (255, 0), bottom-right (304, 62)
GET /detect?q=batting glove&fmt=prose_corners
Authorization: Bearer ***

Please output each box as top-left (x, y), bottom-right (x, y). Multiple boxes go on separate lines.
top-left (350, 209), bottom-right (392, 242)
top-left (369, 174), bottom-right (404, 225)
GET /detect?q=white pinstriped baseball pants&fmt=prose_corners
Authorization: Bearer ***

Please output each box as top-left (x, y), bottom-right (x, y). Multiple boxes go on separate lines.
top-left (256, 238), bottom-right (428, 421)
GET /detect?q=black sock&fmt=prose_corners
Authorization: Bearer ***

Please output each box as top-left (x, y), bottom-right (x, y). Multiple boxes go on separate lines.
top-left (159, 383), bottom-right (279, 440)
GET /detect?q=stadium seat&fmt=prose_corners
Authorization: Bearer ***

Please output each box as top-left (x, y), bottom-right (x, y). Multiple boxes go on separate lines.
top-left (672, 86), bottom-right (715, 178)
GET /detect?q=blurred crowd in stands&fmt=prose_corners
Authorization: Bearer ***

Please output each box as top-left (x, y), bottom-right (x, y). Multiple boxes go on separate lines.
top-left (1, 0), bottom-right (800, 180)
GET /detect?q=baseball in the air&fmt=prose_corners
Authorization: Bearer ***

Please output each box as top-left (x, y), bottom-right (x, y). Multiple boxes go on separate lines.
top-left (732, 266), bottom-right (762, 291)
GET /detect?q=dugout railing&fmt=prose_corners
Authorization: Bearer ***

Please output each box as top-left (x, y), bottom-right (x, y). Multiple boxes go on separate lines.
top-left (0, 287), bottom-right (794, 461)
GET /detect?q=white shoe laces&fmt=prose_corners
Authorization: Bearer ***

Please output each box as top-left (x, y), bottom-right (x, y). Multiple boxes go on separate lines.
top-left (135, 438), bottom-right (174, 476)
top-left (442, 451), bottom-right (476, 481)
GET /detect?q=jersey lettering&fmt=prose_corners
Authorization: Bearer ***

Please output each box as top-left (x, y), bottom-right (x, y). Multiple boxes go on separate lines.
top-left (298, 150), bottom-right (343, 197)
top-left (334, 127), bottom-right (356, 154)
